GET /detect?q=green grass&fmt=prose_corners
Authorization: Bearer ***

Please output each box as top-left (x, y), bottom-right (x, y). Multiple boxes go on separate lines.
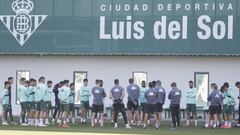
top-left (0, 122), bottom-right (239, 135)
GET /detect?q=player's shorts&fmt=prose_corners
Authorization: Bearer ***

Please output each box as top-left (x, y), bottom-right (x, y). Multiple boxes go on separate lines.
top-left (44, 101), bottom-right (52, 110)
top-left (37, 100), bottom-right (45, 111)
top-left (69, 103), bottom-right (75, 112)
top-left (186, 104), bottom-right (197, 113)
top-left (140, 103), bottom-right (146, 111)
top-left (156, 103), bottom-right (164, 112)
top-left (92, 104), bottom-right (104, 113)
top-left (218, 105), bottom-right (222, 114)
top-left (81, 101), bottom-right (89, 109)
top-left (209, 105), bottom-right (220, 115)
top-left (26, 101), bottom-right (31, 111)
top-left (2, 104), bottom-right (10, 112)
top-left (30, 101), bottom-right (37, 110)
top-left (20, 102), bottom-right (28, 112)
top-left (238, 104), bottom-right (240, 114)
top-left (145, 104), bottom-right (156, 114)
top-left (127, 100), bottom-right (139, 111)
top-left (223, 105), bottom-right (234, 114)
top-left (60, 103), bottom-right (70, 112)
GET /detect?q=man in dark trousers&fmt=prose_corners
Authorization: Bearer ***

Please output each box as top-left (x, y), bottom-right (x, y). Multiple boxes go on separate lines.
top-left (7, 77), bottom-right (16, 125)
top-left (168, 82), bottom-right (182, 130)
top-left (110, 79), bottom-right (131, 129)
top-left (235, 82), bottom-right (240, 127)
top-left (52, 81), bottom-right (63, 123)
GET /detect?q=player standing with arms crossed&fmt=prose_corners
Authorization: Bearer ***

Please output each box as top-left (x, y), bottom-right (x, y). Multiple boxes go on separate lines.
top-left (185, 81), bottom-right (198, 127)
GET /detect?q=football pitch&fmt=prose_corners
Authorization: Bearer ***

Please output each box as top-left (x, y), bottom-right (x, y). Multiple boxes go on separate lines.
top-left (0, 122), bottom-right (239, 135)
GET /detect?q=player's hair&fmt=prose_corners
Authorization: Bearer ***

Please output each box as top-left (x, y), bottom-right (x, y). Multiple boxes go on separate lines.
top-left (223, 82), bottom-right (229, 88)
top-left (29, 78), bottom-right (35, 82)
top-left (70, 83), bottom-right (75, 87)
top-left (211, 83), bottom-right (218, 89)
top-left (189, 80), bottom-right (193, 83)
top-left (156, 80), bottom-right (161, 86)
top-left (95, 79), bottom-right (100, 84)
top-left (235, 81), bottom-right (240, 87)
top-left (63, 80), bottom-right (69, 84)
top-left (25, 81), bottom-right (30, 85)
top-left (171, 82), bottom-right (177, 87)
top-left (129, 78), bottom-right (134, 84)
top-left (148, 82), bottom-right (153, 88)
top-left (220, 85), bottom-right (226, 93)
top-left (47, 80), bottom-right (53, 84)
top-left (152, 81), bottom-right (156, 87)
top-left (38, 76), bottom-right (45, 82)
top-left (20, 77), bottom-right (26, 82)
top-left (83, 79), bottom-right (88, 82)
top-left (4, 81), bottom-right (10, 87)
top-left (114, 79), bottom-right (119, 85)
top-left (8, 77), bottom-right (13, 80)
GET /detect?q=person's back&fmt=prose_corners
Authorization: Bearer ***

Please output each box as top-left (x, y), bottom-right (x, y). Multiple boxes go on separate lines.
top-left (169, 88), bottom-right (181, 105)
top-left (155, 86), bottom-right (166, 104)
top-left (145, 88), bottom-right (158, 105)
top-left (168, 82), bottom-right (181, 129)
top-left (127, 84), bottom-right (140, 102)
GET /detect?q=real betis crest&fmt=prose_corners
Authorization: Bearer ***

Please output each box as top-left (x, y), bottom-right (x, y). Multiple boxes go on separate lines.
top-left (0, 0), bottom-right (47, 46)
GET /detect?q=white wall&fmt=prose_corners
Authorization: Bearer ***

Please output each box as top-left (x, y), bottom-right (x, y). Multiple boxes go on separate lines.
top-left (0, 55), bottom-right (239, 115)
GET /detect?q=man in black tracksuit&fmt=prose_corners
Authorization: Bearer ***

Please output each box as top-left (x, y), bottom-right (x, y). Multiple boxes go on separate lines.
top-left (168, 82), bottom-right (182, 130)
top-left (6, 77), bottom-right (15, 124)
top-left (110, 79), bottom-right (131, 129)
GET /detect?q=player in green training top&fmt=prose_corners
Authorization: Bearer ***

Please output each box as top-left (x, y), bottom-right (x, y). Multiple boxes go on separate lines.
top-left (1, 81), bottom-right (11, 125)
top-left (28, 78), bottom-right (37, 126)
top-left (59, 80), bottom-right (71, 128)
top-left (221, 82), bottom-right (235, 128)
top-left (18, 78), bottom-right (29, 126)
top-left (35, 77), bottom-right (47, 127)
top-left (185, 81), bottom-right (198, 127)
top-left (79, 79), bottom-right (90, 124)
top-left (68, 83), bottom-right (76, 124)
top-left (139, 81), bottom-right (148, 123)
top-left (44, 81), bottom-right (53, 125)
